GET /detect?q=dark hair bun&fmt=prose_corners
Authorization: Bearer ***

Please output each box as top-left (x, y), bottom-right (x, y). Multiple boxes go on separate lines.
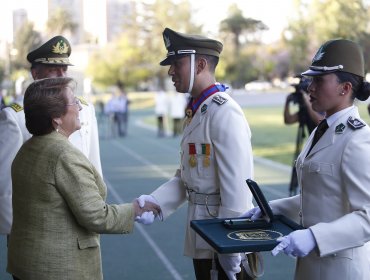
top-left (356, 81), bottom-right (370, 101)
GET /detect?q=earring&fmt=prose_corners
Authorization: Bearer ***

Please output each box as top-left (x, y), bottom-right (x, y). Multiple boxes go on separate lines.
top-left (341, 92), bottom-right (345, 95)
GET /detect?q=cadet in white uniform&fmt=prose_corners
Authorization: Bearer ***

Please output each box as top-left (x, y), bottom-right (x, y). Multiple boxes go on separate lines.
top-left (137, 28), bottom-right (255, 280)
top-left (244, 39), bottom-right (370, 280)
top-left (0, 36), bottom-right (102, 235)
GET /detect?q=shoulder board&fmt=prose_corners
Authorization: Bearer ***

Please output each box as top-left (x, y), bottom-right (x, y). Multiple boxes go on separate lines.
top-left (347, 116), bottom-right (365, 130)
top-left (9, 103), bottom-right (23, 112)
top-left (76, 96), bottom-right (88, 106)
top-left (212, 95), bottom-right (228, 105)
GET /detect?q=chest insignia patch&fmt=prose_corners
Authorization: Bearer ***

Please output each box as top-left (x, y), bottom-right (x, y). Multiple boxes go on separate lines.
top-left (347, 117), bottom-right (365, 130)
top-left (212, 95), bottom-right (228, 105)
top-left (201, 104), bottom-right (208, 114)
top-left (335, 123), bottom-right (345, 134)
top-left (9, 103), bottom-right (23, 112)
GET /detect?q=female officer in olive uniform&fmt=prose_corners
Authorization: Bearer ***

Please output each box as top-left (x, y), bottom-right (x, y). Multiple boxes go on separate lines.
top-left (137, 28), bottom-right (255, 280)
top-left (0, 36), bottom-right (102, 236)
top-left (245, 39), bottom-right (370, 280)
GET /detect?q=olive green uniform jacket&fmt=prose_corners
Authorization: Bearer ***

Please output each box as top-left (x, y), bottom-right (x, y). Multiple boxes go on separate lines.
top-left (8, 131), bottom-right (134, 280)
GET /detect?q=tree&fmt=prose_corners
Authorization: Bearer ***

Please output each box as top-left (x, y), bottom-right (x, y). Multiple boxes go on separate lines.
top-left (218, 4), bottom-right (268, 87)
top-left (46, 7), bottom-right (78, 36)
top-left (87, 0), bottom-right (201, 91)
top-left (282, 0), bottom-right (370, 75)
top-left (220, 4), bottom-right (267, 56)
top-left (310, 0), bottom-right (368, 42)
top-left (12, 22), bottom-right (42, 71)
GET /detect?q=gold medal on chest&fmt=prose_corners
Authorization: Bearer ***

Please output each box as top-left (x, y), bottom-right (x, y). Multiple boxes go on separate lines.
top-left (189, 155), bottom-right (197, 167)
top-left (203, 156), bottom-right (210, 167)
top-left (185, 109), bottom-right (193, 125)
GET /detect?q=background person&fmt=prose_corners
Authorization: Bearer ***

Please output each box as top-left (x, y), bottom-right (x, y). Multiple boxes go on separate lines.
top-left (137, 28), bottom-right (256, 280)
top-left (284, 76), bottom-right (323, 131)
top-left (284, 76), bottom-right (324, 196)
top-left (154, 89), bottom-right (168, 137)
top-left (244, 39), bottom-right (370, 280)
top-left (7, 77), bottom-right (159, 280)
top-left (0, 36), bottom-right (102, 241)
top-left (115, 81), bottom-right (130, 137)
top-left (170, 91), bottom-right (187, 137)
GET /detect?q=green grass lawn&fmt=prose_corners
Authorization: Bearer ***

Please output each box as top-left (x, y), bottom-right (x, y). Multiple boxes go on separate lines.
top-left (244, 106), bottom-right (298, 165)
top-left (141, 101), bottom-right (370, 166)
top-left (244, 102), bottom-right (370, 165)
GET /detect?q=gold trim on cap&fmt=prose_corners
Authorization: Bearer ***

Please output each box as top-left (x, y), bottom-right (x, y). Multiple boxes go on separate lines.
top-left (34, 57), bottom-right (71, 64)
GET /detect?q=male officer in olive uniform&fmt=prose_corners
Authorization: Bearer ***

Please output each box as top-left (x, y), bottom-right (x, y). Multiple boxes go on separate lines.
top-left (137, 28), bottom-right (255, 280)
top-left (0, 36), bottom-right (102, 237)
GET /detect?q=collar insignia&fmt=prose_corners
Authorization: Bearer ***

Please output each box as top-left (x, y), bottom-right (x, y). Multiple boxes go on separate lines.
top-left (201, 104), bottom-right (207, 114)
top-left (52, 40), bottom-right (69, 54)
top-left (335, 123), bottom-right (345, 134)
top-left (212, 95), bottom-right (228, 105)
top-left (347, 116), bottom-right (365, 129)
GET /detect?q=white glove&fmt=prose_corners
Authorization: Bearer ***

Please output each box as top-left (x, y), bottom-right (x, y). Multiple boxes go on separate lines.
top-left (271, 229), bottom-right (317, 257)
top-left (135, 211), bottom-right (155, 225)
top-left (137, 194), bottom-right (158, 208)
top-left (239, 206), bottom-right (262, 221)
top-left (218, 253), bottom-right (241, 280)
top-left (136, 194), bottom-right (163, 221)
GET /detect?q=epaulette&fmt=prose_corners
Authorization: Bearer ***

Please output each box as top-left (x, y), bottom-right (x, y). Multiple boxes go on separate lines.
top-left (212, 95), bottom-right (228, 105)
top-left (76, 96), bottom-right (88, 106)
top-left (9, 103), bottom-right (23, 112)
top-left (347, 116), bottom-right (365, 130)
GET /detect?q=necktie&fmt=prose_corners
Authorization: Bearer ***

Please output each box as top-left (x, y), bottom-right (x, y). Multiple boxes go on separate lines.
top-left (306, 119), bottom-right (328, 156)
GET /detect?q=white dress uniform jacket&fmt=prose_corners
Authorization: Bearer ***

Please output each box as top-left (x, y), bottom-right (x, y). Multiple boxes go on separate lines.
top-left (151, 90), bottom-right (254, 259)
top-left (0, 100), bottom-right (102, 234)
top-left (270, 106), bottom-right (370, 280)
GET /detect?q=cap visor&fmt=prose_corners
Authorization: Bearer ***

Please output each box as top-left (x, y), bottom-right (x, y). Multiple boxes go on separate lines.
top-left (159, 57), bottom-right (171, 66)
top-left (301, 69), bottom-right (337, 76)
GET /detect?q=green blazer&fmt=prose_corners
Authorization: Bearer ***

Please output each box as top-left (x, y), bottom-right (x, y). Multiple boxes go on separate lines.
top-left (8, 131), bottom-right (134, 280)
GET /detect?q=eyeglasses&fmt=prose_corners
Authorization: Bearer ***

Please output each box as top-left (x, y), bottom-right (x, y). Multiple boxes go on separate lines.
top-left (66, 98), bottom-right (81, 107)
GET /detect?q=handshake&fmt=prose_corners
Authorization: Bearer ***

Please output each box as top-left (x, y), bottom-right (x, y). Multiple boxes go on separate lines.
top-left (132, 195), bottom-right (162, 225)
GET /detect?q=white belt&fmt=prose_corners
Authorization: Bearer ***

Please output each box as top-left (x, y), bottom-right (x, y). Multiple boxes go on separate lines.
top-left (186, 189), bottom-right (221, 206)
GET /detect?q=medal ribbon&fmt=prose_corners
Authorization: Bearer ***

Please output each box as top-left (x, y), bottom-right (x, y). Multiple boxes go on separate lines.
top-left (185, 83), bottom-right (228, 118)
top-left (189, 143), bottom-right (197, 167)
top-left (202, 143), bottom-right (210, 167)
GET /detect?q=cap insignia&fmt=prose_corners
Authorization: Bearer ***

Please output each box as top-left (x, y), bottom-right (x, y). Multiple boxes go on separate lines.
top-left (347, 116), bottom-right (365, 129)
top-left (163, 34), bottom-right (171, 49)
top-left (335, 123), bottom-right (345, 134)
top-left (212, 95), bottom-right (228, 105)
top-left (312, 46), bottom-right (325, 63)
top-left (52, 40), bottom-right (69, 54)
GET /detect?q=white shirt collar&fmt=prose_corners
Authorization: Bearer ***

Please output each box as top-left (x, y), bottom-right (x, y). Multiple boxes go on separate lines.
top-left (325, 105), bottom-right (354, 127)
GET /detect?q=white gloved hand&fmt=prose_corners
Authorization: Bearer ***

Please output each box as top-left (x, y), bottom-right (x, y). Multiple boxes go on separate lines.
top-left (135, 211), bottom-right (155, 225)
top-left (239, 206), bottom-right (262, 221)
top-left (137, 194), bottom-right (158, 208)
top-left (271, 229), bottom-right (317, 257)
top-left (136, 194), bottom-right (163, 221)
top-left (218, 253), bottom-right (241, 280)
